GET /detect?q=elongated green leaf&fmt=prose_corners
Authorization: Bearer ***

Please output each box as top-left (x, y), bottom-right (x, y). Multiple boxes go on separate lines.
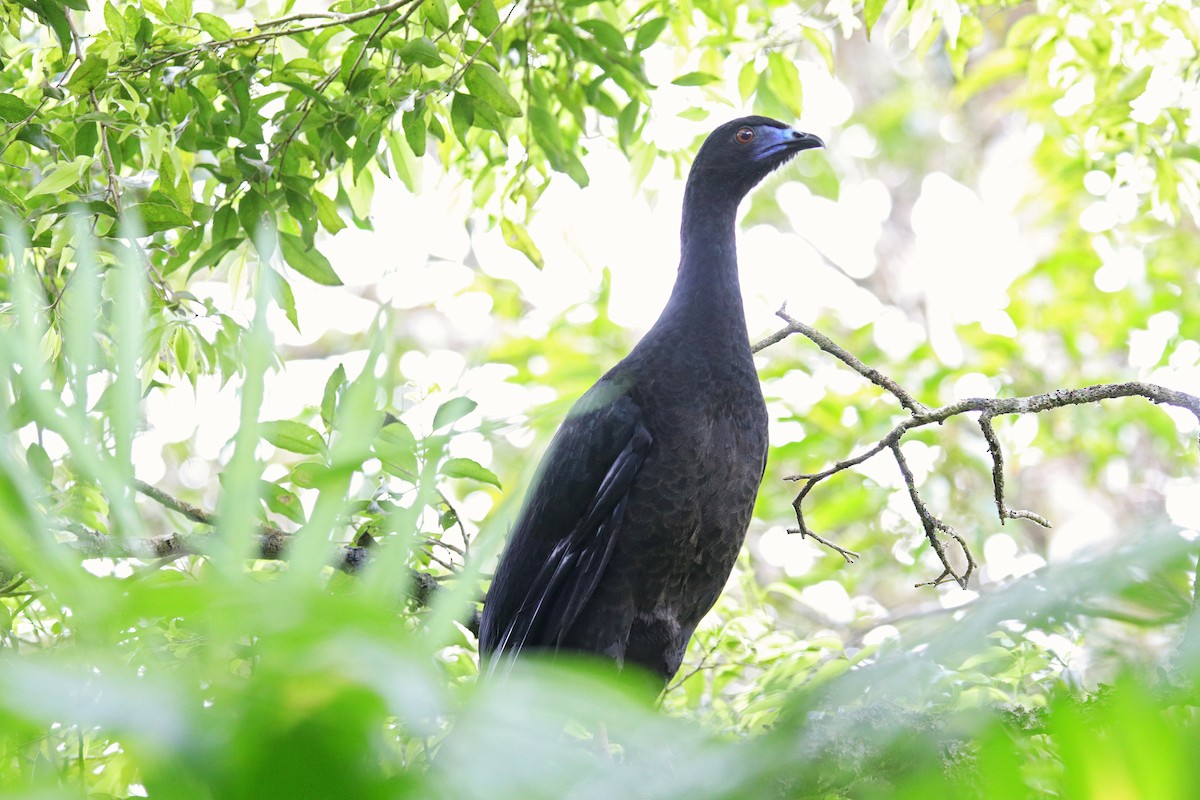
top-left (195, 11), bottom-right (232, 40)
top-left (126, 202), bottom-right (193, 233)
top-left (440, 457), bottom-right (501, 489)
top-left (634, 17), bottom-right (668, 52)
top-left (579, 19), bottom-right (626, 51)
top-left (766, 52), bottom-right (803, 118)
top-left (104, 1), bottom-right (125, 39)
top-left (26, 157), bottom-right (91, 199)
top-left (671, 71), bottom-right (720, 87)
top-left (500, 218), bottom-right (545, 269)
top-left (66, 55), bottom-right (109, 95)
top-left (864, 0), bottom-right (887, 36)
top-left (422, 0), bottom-right (449, 30)
top-left (280, 233), bottom-right (342, 286)
top-left (0, 93), bottom-right (35, 123)
top-left (464, 63), bottom-right (522, 117)
top-left (457, 0), bottom-right (499, 34)
top-left (25, 443), bottom-right (53, 483)
top-left (432, 397), bottom-right (477, 430)
top-left (261, 480), bottom-right (306, 524)
top-left (262, 420), bottom-right (326, 455)
top-left (374, 421), bottom-right (418, 476)
top-left (321, 364), bottom-right (347, 429)
top-left (401, 37), bottom-right (443, 67)
top-left (0, 184), bottom-right (27, 212)
top-left (313, 190), bottom-right (346, 234)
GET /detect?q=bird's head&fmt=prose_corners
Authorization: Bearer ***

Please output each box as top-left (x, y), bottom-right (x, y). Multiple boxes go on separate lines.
top-left (687, 116), bottom-right (824, 200)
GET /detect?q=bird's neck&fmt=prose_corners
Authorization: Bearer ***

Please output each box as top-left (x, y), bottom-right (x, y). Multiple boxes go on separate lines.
top-left (667, 189), bottom-right (746, 329)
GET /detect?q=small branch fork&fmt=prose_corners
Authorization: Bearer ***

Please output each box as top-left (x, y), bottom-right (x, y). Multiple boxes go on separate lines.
top-left (753, 307), bottom-right (1200, 589)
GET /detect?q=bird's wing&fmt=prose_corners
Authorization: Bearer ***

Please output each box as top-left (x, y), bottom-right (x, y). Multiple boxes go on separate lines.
top-left (479, 382), bottom-right (651, 668)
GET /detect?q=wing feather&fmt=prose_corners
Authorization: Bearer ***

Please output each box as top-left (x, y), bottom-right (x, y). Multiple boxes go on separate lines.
top-left (479, 384), bottom-right (651, 671)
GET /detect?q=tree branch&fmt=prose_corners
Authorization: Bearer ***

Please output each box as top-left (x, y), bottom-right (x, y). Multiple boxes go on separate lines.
top-left (127, 480), bottom-right (452, 614)
top-left (131, 0), bottom-right (421, 74)
top-left (758, 308), bottom-right (1200, 586)
top-left (753, 306), bottom-right (928, 415)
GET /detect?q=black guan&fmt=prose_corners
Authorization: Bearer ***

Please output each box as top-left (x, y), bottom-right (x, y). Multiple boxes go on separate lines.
top-left (479, 116), bottom-right (825, 683)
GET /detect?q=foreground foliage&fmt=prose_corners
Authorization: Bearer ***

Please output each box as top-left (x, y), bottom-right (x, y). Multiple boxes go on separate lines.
top-left (1, 0), bottom-right (1199, 797)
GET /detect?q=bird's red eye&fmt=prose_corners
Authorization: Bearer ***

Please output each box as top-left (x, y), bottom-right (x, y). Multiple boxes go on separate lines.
top-left (735, 127), bottom-right (755, 144)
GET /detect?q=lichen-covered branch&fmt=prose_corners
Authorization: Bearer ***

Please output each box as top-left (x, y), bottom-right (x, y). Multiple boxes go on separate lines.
top-left (759, 310), bottom-right (1200, 587)
top-left (127, 481), bottom-right (446, 608)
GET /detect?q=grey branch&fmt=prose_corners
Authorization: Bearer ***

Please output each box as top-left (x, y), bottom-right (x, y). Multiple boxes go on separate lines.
top-left (758, 308), bottom-right (1200, 587)
top-left (753, 306), bottom-right (928, 415)
top-left (127, 481), bottom-right (443, 607)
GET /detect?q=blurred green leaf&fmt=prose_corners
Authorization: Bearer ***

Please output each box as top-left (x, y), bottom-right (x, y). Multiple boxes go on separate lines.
top-left (263, 420), bottom-right (326, 455)
top-left (440, 456), bottom-right (501, 488)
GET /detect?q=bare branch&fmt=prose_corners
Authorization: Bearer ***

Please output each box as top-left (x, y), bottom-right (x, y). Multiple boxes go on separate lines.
top-left (753, 306), bottom-right (928, 416)
top-left (890, 442), bottom-right (975, 588)
top-left (129, 480), bottom-right (451, 607)
top-left (978, 414), bottom-right (1051, 528)
top-left (760, 310), bottom-right (1200, 586)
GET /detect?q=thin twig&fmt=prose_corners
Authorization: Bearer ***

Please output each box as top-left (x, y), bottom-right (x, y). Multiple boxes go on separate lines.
top-left (890, 441), bottom-right (975, 588)
top-left (978, 413), bottom-right (1051, 528)
top-left (753, 306), bottom-right (928, 415)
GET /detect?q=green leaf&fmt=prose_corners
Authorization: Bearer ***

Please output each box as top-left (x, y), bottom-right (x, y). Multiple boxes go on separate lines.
top-left (195, 12), bottom-right (232, 40)
top-left (262, 420), bottom-right (326, 455)
top-left (289, 461), bottom-right (329, 489)
top-left (617, 100), bottom-right (639, 151)
top-left (374, 422), bottom-right (418, 476)
top-left (27, 157), bottom-right (91, 199)
top-left (0, 93), bottom-right (35, 123)
top-left (313, 190), bottom-right (346, 234)
top-left (321, 364), bottom-right (347, 429)
top-left (671, 71), bottom-right (720, 87)
top-left (422, 0), bottom-right (450, 30)
top-left (458, 0), bottom-right (499, 35)
top-left (801, 27), bottom-right (835, 73)
top-left (403, 109), bottom-right (427, 157)
top-left (0, 184), bottom-right (27, 212)
top-left (268, 268), bottom-right (300, 331)
top-left (579, 19), bottom-right (627, 51)
top-left (500, 218), bottom-right (544, 269)
top-left (531, 105), bottom-right (566, 158)
top-left (25, 443), bottom-right (53, 483)
top-left (65, 55), bottom-right (110, 95)
top-left (432, 397), bottom-right (477, 430)
top-left (31, 0), bottom-right (72, 56)
top-left (388, 131), bottom-right (421, 192)
top-left (280, 233), bottom-right (343, 286)
top-left (261, 480), bottom-right (306, 524)
top-left (766, 52), bottom-right (803, 118)
top-left (126, 202), bottom-right (193, 233)
top-left (104, 1), bottom-right (126, 39)
top-left (737, 61), bottom-right (759, 103)
top-left (401, 37), bottom-right (443, 68)
top-left (864, 0), bottom-right (887, 37)
top-left (238, 190), bottom-right (276, 255)
top-left (171, 326), bottom-right (195, 374)
top-left (464, 63), bottom-right (522, 117)
top-left (440, 457), bottom-right (501, 489)
top-left (634, 17), bottom-right (668, 52)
